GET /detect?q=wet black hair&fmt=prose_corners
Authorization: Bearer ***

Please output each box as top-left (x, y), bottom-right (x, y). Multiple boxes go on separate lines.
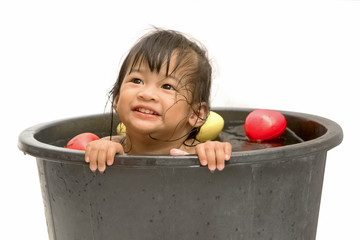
top-left (109, 28), bottom-right (212, 141)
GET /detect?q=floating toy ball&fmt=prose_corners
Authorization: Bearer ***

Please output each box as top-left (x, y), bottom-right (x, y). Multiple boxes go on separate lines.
top-left (65, 132), bottom-right (100, 150)
top-left (244, 109), bottom-right (287, 141)
top-left (196, 111), bottom-right (224, 142)
top-left (117, 122), bottom-right (126, 135)
top-left (116, 111), bottom-right (224, 143)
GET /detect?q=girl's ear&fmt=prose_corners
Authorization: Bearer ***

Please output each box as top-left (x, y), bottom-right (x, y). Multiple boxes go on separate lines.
top-left (188, 102), bottom-right (208, 127)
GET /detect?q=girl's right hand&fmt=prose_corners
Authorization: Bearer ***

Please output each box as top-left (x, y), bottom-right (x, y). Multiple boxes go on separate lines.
top-left (85, 139), bottom-right (124, 173)
top-left (170, 141), bottom-right (232, 172)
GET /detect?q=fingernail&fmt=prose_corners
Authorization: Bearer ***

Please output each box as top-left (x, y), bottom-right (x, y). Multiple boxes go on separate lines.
top-left (225, 154), bottom-right (230, 160)
top-left (85, 157), bottom-right (89, 163)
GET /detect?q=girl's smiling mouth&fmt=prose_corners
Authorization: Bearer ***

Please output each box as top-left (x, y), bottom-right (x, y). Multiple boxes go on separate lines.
top-left (133, 106), bottom-right (160, 117)
top-left (136, 107), bottom-right (158, 115)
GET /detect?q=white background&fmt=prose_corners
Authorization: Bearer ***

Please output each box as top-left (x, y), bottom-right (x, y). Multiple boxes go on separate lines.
top-left (1, 0), bottom-right (359, 239)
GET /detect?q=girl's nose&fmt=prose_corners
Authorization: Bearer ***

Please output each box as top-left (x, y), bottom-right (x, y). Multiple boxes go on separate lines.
top-left (137, 85), bottom-right (158, 101)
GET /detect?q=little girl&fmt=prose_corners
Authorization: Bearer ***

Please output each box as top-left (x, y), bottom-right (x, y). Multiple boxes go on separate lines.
top-left (85, 29), bottom-right (231, 172)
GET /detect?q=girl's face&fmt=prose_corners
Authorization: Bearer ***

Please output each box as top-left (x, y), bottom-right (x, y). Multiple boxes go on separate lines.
top-left (115, 56), bottom-right (198, 141)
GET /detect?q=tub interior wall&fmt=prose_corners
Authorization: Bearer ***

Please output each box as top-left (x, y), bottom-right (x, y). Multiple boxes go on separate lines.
top-left (282, 114), bottom-right (327, 142)
top-left (34, 114), bottom-right (119, 147)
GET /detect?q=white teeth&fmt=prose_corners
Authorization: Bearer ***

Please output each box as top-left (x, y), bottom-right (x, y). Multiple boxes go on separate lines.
top-left (137, 108), bottom-right (155, 115)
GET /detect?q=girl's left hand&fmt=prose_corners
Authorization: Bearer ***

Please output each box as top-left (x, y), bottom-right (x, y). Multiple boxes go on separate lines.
top-left (170, 141), bottom-right (232, 172)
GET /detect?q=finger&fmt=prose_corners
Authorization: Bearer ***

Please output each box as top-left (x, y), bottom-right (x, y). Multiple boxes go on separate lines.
top-left (224, 142), bottom-right (232, 161)
top-left (117, 143), bottom-right (125, 155)
top-left (215, 145), bottom-right (225, 171)
top-left (106, 143), bottom-right (123, 166)
top-left (89, 148), bottom-right (99, 172)
top-left (106, 148), bottom-right (116, 166)
top-left (195, 144), bottom-right (207, 166)
top-left (85, 144), bottom-right (91, 163)
top-left (204, 144), bottom-right (216, 171)
top-left (97, 149), bottom-right (107, 173)
top-left (170, 148), bottom-right (189, 155)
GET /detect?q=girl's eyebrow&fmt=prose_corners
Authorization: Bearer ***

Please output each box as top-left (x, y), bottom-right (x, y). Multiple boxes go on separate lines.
top-left (166, 74), bottom-right (180, 82)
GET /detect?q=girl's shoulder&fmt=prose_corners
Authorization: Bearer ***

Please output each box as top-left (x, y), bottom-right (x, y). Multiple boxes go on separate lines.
top-left (180, 139), bottom-right (201, 154)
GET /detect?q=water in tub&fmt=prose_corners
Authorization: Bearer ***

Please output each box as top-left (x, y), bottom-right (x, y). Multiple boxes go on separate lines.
top-left (51, 121), bottom-right (304, 152)
top-left (219, 120), bottom-right (304, 152)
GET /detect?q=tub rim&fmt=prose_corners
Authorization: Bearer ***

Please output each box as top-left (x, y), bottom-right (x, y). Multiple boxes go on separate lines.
top-left (18, 108), bottom-right (343, 168)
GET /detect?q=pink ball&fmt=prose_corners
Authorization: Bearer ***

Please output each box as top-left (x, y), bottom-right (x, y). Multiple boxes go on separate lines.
top-left (65, 132), bottom-right (100, 150)
top-left (245, 109), bottom-right (287, 141)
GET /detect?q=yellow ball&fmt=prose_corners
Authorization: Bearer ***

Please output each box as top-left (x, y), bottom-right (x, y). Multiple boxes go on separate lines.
top-left (116, 122), bottom-right (126, 135)
top-left (196, 111), bottom-right (224, 142)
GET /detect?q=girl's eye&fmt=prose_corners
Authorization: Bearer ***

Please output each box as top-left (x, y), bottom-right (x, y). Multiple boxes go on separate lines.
top-left (161, 84), bottom-right (175, 91)
top-left (131, 78), bottom-right (143, 85)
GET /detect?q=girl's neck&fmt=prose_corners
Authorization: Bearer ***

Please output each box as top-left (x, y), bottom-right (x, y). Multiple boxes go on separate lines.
top-left (123, 134), bottom-right (187, 155)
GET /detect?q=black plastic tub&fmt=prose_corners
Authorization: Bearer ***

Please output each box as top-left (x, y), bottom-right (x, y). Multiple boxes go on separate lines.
top-left (18, 108), bottom-right (343, 240)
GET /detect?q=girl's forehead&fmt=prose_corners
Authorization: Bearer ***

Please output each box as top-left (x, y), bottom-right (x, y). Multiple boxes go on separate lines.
top-left (128, 55), bottom-right (192, 80)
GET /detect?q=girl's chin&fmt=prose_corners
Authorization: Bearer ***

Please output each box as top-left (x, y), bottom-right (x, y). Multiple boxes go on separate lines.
top-left (125, 127), bottom-right (186, 142)
top-left (124, 122), bottom-right (159, 136)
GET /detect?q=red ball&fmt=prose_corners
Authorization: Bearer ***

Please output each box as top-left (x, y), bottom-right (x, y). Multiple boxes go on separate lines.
top-left (245, 109), bottom-right (287, 141)
top-left (65, 132), bottom-right (100, 150)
